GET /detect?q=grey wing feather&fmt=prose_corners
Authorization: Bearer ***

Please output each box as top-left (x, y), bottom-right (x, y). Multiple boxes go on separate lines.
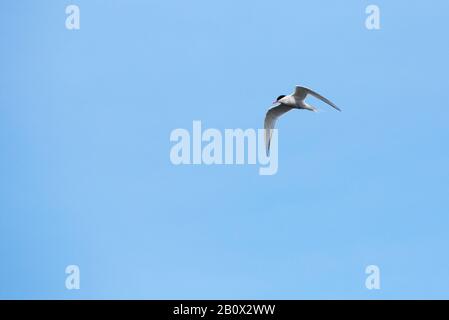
top-left (296, 86), bottom-right (341, 111)
top-left (264, 104), bottom-right (293, 155)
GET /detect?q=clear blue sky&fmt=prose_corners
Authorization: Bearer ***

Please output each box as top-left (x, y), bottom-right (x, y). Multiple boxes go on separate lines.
top-left (1, 0), bottom-right (449, 299)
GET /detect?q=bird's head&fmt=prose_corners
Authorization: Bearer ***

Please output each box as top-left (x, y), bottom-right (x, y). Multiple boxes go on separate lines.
top-left (273, 95), bottom-right (286, 104)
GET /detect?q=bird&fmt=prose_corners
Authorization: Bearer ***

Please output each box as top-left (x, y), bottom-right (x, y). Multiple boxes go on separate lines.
top-left (264, 85), bottom-right (341, 155)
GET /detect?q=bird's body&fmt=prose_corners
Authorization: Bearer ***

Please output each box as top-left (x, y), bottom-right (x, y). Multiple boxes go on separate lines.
top-left (264, 86), bottom-right (341, 155)
top-left (276, 94), bottom-right (316, 111)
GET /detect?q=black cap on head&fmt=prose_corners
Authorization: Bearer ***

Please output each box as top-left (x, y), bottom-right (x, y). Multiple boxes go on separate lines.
top-left (276, 95), bottom-right (286, 101)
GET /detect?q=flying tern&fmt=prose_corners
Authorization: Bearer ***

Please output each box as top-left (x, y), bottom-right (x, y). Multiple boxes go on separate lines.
top-left (264, 85), bottom-right (341, 155)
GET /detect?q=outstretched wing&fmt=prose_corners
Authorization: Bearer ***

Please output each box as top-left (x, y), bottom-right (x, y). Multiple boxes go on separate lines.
top-left (264, 104), bottom-right (293, 155)
top-left (295, 86), bottom-right (341, 111)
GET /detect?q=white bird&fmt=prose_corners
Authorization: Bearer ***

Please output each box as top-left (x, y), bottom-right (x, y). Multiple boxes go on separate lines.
top-left (264, 85), bottom-right (341, 155)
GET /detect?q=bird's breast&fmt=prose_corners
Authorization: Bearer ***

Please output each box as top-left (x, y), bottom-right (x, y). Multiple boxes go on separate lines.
top-left (281, 96), bottom-right (297, 107)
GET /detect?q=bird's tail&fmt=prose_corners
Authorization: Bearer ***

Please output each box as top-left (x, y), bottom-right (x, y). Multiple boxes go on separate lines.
top-left (303, 103), bottom-right (318, 112)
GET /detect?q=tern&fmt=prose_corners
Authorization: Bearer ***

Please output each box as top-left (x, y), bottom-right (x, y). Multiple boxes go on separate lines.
top-left (264, 85), bottom-right (341, 155)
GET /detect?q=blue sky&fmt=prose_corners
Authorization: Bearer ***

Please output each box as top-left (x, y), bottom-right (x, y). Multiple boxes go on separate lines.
top-left (1, 0), bottom-right (449, 299)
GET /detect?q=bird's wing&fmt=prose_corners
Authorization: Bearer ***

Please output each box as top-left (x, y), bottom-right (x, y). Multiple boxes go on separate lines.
top-left (264, 104), bottom-right (293, 155)
top-left (295, 86), bottom-right (341, 111)
top-left (293, 86), bottom-right (309, 100)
